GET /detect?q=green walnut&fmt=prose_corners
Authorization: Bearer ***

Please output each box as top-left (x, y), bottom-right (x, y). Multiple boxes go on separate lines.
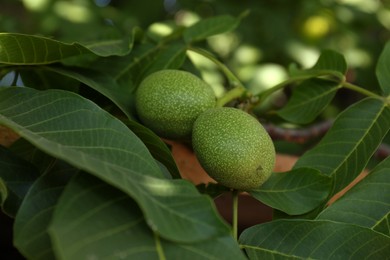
top-left (135, 70), bottom-right (216, 140)
top-left (192, 107), bottom-right (275, 190)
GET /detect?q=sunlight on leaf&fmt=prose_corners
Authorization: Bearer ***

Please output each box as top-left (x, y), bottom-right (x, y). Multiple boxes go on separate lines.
top-left (82, 38), bottom-right (132, 57)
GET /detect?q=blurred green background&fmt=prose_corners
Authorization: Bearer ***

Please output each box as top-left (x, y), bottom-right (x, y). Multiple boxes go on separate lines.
top-left (2, 0), bottom-right (390, 92)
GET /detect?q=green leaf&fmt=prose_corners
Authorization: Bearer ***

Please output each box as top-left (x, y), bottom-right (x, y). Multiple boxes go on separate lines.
top-left (19, 68), bottom-right (80, 92)
top-left (0, 87), bottom-right (230, 242)
top-left (142, 43), bottom-right (187, 76)
top-left (86, 42), bottom-right (170, 93)
top-left (317, 157), bottom-right (390, 235)
top-left (0, 33), bottom-right (89, 65)
top-left (81, 37), bottom-right (132, 57)
top-left (50, 173), bottom-right (246, 260)
top-left (239, 219), bottom-right (390, 259)
top-left (9, 138), bottom-right (59, 174)
top-left (108, 43), bottom-right (161, 84)
top-left (183, 15), bottom-right (240, 43)
top-left (312, 49), bottom-right (347, 74)
top-left (250, 168), bottom-right (332, 215)
top-left (44, 66), bottom-right (133, 118)
top-left (289, 49), bottom-right (347, 80)
top-left (125, 120), bottom-right (181, 179)
top-left (44, 66), bottom-right (181, 178)
top-left (197, 183), bottom-right (230, 198)
top-left (294, 98), bottom-right (390, 197)
top-left (116, 42), bottom-right (186, 86)
top-left (376, 41), bottom-right (390, 96)
top-left (0, 33), bottom-right (131, 65)
top-left (277, 79), bottom-right (340, 124)
top-left (13, 161), bottom-right (77, 260)
top-left (373, 213), bottom-right (390, 237)
top-left (40, 45), bottom-right (183, 179)
top-left (0, 145), bottom-right (39, 217)
top-left (50, 173), bottom-right (158, 259)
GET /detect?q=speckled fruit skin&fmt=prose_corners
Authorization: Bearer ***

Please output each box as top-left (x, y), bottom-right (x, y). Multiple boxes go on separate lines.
top-left (135, 70), bottom-right (216, 140)
top-left (192, 107), bottom-right (275, 191)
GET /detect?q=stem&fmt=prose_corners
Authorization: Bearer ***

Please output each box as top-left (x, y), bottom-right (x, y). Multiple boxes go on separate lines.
top-left (255, 70), bottom-right (342, 103)
top-left (232, 189), bottom-right (239, 241)
top-left (188, 47), bottom-right (249, 107)
top-left (255, 77), bottom-right (300, 105)
top-left (342, 81), bottom-right (384, 100)
top-left (187, 47), bottom-right (245, 89)
top-left (216, 86), bottom-right (246, 107)
top-left (256, 72), bottom-right (385, 107)
top-left (154, 232), bottom-right (166, 260)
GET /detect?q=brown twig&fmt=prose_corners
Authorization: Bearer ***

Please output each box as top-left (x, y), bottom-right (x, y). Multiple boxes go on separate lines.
top-left (263, 120), bottom-right (390, 160)
top-left (263, 120), bottom-right (333, 144)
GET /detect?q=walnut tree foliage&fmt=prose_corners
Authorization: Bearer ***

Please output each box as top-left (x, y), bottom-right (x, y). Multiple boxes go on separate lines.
top-left (0, 7), bottom-right (389, 260)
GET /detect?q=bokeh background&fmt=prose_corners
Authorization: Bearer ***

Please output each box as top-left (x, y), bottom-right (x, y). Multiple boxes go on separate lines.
top-left (2, 0), bottom-right (390, 92)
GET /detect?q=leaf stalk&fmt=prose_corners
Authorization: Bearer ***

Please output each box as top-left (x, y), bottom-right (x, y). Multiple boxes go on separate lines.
top-left (342, 81), bottom-right (384, 100)
top-left (232, 189), bottom-right (239, 241)
top-left (187, 47), bottom-right (245, 90)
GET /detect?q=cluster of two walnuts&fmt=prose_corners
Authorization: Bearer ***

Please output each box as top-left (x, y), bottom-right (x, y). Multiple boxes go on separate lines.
top-left (135, 70), bottom-right (275, 191)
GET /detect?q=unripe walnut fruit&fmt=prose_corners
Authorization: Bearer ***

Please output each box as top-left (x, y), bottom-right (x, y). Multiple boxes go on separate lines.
top-left (192, 107), bottom-right (275, 190)
top-left (135, 70), bottom-right (216, 140)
